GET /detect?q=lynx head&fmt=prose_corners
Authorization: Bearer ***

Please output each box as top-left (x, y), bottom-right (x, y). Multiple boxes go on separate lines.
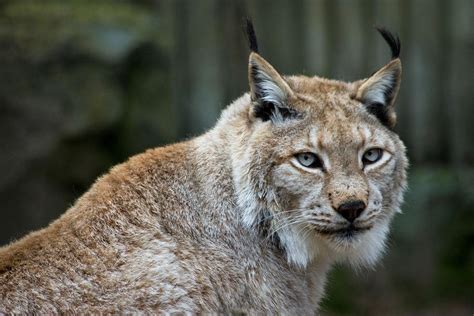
top-left (231, 22), bottom-right (408, 268)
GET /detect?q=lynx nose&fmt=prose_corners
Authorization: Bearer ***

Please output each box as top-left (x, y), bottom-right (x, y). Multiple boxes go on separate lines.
top-left (336, 200), bottom-right (366, 223)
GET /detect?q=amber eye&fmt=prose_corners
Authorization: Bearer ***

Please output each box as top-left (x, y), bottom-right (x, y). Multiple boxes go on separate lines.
top-left (296, 152), bottom-right (323, 169)
top-left (362, 148), bottom-right (383, 165)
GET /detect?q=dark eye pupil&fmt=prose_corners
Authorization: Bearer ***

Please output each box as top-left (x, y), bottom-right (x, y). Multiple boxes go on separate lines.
top-left (297, 152), bottom-right (322, 169)
top-left (363, 149), bottom-right (382, 164)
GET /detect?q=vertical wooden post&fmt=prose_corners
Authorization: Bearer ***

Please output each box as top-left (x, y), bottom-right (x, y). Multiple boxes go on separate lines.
top-left (447, 0), bottom-right (474, 167)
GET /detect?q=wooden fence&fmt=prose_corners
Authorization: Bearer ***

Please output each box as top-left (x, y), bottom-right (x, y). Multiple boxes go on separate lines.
top-left (167, 0), bottom-right (473, 166)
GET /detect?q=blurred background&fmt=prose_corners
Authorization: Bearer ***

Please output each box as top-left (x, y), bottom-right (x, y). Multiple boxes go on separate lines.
top-left (0, 0), bottom-right (472, 314)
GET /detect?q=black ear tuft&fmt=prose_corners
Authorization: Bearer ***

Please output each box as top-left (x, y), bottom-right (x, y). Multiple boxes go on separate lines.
top-left (244, 18), bottom-right (259, 53)
top-left (376, 26), bottom-right (401, 59)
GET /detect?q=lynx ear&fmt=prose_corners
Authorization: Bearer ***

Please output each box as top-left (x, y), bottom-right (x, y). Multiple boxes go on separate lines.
top-left (354, 27), bottom-right (402, 128)
top-left (248, 52), bottom-right (299, 123)
top-left (355, 59), bottom-right (401, 127)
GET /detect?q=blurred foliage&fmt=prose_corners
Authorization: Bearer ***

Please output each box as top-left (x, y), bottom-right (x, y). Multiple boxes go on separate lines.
top-left (0, 0), bottom-right (472, 315)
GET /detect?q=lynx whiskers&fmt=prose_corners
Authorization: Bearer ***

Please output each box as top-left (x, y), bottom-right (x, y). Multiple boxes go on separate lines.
top-left (0, 21), bottom-right (407, 314)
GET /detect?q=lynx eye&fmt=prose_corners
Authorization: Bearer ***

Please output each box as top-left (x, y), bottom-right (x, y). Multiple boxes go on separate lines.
top-left (296, 152), bottom-right (323, 169)
top-left (362, 148), bottom-right (383, 165)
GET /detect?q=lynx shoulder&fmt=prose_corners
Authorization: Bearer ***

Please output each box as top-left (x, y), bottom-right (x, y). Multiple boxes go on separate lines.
top-left (0, 23), bottom-right (407, 313)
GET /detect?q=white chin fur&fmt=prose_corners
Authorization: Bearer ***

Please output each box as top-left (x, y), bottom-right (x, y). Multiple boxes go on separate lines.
top-left (278, 224), bottom-right (321, 268)
top-left (326, 222), bottom-right (390, 268)
top-left (275, 221), bottom-right (391, 269)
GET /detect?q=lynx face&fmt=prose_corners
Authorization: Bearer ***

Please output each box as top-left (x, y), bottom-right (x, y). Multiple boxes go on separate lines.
top-left (233, 30), bottom-right (407, 268)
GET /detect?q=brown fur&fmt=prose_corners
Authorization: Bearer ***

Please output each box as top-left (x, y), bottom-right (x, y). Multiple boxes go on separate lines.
top-left (0, 46), bottom-right (407, 313)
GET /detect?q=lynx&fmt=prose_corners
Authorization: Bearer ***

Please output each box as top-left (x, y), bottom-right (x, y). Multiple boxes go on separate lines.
top-left (0, 22), bottom-right (407, 313)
